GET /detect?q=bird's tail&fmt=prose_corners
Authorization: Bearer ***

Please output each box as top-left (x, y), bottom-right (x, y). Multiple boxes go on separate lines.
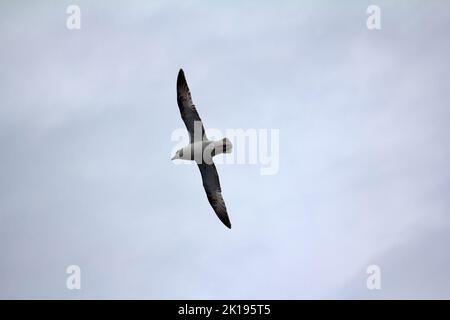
top-left (214, 137), bottom-right (233, 155)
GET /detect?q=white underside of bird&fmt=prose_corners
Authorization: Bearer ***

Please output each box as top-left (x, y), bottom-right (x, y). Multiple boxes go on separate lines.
top-left (171, 138), bottom-right (232, 164)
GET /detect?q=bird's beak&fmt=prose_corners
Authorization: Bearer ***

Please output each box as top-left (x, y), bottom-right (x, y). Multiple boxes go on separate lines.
top-left (171, 155), bottom-right (177, 161)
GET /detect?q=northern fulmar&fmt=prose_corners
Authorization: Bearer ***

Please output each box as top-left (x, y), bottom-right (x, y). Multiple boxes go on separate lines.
top-left (171, 69), bottom-right (233, 229)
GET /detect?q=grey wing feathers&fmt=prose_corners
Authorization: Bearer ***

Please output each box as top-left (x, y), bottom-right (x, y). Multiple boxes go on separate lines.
top-left (176, 69), bottom-right (207, 142)
top-left (197, 162), bottom-right (232, 229)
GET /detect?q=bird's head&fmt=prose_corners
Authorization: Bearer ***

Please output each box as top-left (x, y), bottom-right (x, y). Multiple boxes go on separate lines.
top-left (171, 149), bottom-right (183, 161)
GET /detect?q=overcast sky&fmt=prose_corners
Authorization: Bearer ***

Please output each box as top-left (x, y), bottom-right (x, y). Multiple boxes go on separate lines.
top-left (1, 0), bottom-right (449, 299)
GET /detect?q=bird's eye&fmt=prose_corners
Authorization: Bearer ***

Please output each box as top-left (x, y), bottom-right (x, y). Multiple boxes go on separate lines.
top-left (179, 149), bottom-right (183, 157)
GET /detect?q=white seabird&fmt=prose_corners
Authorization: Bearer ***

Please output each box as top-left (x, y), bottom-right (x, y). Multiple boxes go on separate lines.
top-left (171, 69), bottom-right (233, 229)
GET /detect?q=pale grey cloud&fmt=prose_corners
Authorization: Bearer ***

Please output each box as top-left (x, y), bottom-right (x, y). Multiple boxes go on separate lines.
top-left (0, 0), bottom-right (449, 299)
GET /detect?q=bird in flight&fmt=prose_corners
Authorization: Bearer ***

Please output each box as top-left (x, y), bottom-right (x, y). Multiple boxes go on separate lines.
top-left (171, 69), bottom-right (233, 229)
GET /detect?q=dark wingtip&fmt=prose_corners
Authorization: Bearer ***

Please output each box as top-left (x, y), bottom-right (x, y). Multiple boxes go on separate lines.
top-left (178, 68), bottom-right (185, 80)
top-left (221, 218), bottom-right (232, 229)
top-left (177, 68), bottom-right (187, 89)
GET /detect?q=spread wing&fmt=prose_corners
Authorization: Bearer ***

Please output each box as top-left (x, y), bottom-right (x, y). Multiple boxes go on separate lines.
top-left (177, 69), bottom-right (207, 142)
top-left (197, 162), bottom-right (231, 229)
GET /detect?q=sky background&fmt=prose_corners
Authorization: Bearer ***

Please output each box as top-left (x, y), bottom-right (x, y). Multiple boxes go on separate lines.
top-left (1, 0), bottom-right (450, 299)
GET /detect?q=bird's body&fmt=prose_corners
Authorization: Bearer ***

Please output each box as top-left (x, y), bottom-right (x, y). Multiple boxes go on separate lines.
top-left (171, 69), bottom-right (233, 229)
top-left (174, 139), bottom-right (232, 164)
